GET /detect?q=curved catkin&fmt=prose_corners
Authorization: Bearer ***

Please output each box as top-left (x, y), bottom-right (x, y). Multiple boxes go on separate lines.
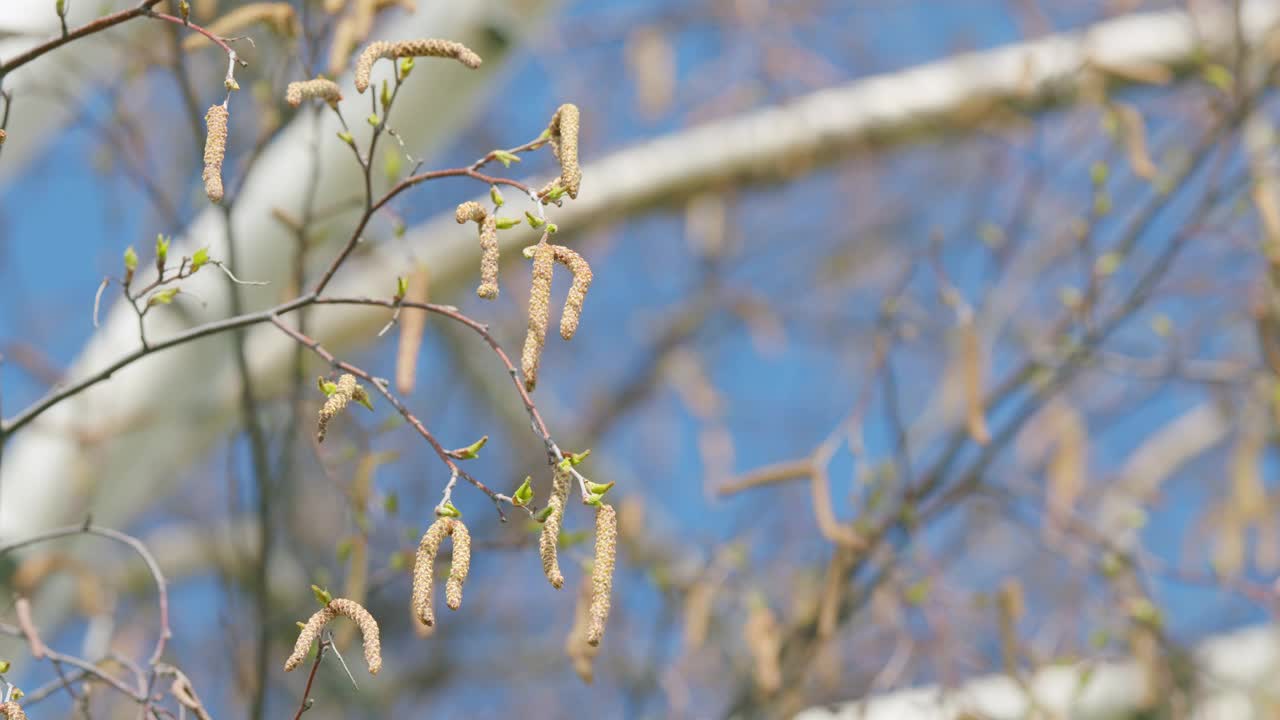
top-left (284, 598), bottom-right (382, 675)
top-left (445, 519), bottom-right (471, 611)
top-left (539, 464), bottom-right (571, 588)
top-left (0, 702), bottom-right (26, 720)
top-left (455, 201), bottom-right (500, 299)
top-left (0, 129), bottom-right (6, 145)
top-left (522, 242), bottom-right (555, 391)
top-left (550, 245), bottom-right (592, 339)
top-left (354, 39), bottom-right (482, 93)
top-left (542, 104), bottom-right (582, 199)
top-left (182, 3), bottom-right (297, 51)
top-left (411, 517), bottom-right (465, 628)
top-left (202, 105), bottom-right (228, 204)
top-left (586, 503), bottom-right (617, 647)
top-left (285, 77), bottom-right (343, 107)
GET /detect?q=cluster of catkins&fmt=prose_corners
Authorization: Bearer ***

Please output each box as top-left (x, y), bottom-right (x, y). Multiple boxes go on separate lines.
top-left (238, 21), bottom-right (613, 683)
top-left (200, 34), bottom-right (484, 204)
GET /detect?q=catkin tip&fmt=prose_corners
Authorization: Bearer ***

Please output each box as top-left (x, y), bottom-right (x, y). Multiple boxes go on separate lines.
top-left (0, 701), bottom-right (26, 720)
top-left (0, 129), bottom-right (6, 146)
top-left (586, 503), bottom-right (617, 647)
top-left (202, 105), bottom-right (229, 204)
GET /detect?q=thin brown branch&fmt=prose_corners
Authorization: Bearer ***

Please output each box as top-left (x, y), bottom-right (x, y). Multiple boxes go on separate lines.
top-left (0, 1), bottom-right (166, 78)
top-left (716, 459), bottom-right (813, 496)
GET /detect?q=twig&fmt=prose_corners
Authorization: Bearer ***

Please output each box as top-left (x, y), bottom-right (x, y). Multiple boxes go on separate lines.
top-left (0, 0), bottom-right (166, 77)
top-left (291, 635), bottom-right (330, 720)
top-left (0, 524), bottom-right (171, 666)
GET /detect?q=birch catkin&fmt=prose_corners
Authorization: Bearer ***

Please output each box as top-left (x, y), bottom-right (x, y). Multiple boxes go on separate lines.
top-left (455, 201), bottom-right (500, 299)
top-left (0, 129), bottom-right (6, 145)
top-left (565, 577), bottom-right (599, 683)
top-left (317, 373), bottom-right (370, 442)
top-left (354, 39), bottom-right (482, 93)
top-left (285, 78), bottom-right (343, 107)
top-left (182, 3), bottom-right (297, 50)
top-left (542, 104), bottom-right (582, 199)
top-left (284, 598), bottom-right (382, 675)
top-left (551, 245), bottom-right (592, 339)
top-left (445, 519), bottom-right (471, 611)
top-left (539, 464), bottom-right (571, 588)
top-left (586, 503), bottom-right (617, 646)
top-left (411, 517), bottom-right (469, 628)
top-left (0, 702), bottom-right (25, 720)
top-left (522, 241), bottom-right (555, 391)
top-left (395, 265), bottom-right (430, 394)
top-left (202, 105), bottom-right (229, 204)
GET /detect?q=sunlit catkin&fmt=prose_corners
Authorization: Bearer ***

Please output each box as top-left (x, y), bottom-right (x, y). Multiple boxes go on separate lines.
top-left (0, 129), bottom-right (6, 145)
top-left (317, 373), bottom-right (369, 442)
top-left (412, 517), bottom-right (468, 628)
top-left (284, 597), bottom-right (382, 675)
top-left (0, 702), bottom-right (26, 719)
top-left (539, 464), bottom-right (571, 588)
top-left (542, 104), bottom-right (582, 199)
top-left (395, 264), bottom-right (430, 394)
top-left (521, 241), bottom-right (555, 391)
top-left (285, 77), bottom-right (343, 108)
top-left (354, 39), bottom-right (482, 93)
top-left (586, 503), bottom-right (617, 646)
top-left (455, 201), bottom-right (500, 299)
top-left (182, 3), bottom-right (297, 51)
top-left (202, 105), bottom-right (228, 203)
top-left (445, 519), bottom-right (471, 610)
top-left (551, 245), bottom-right (592, 339)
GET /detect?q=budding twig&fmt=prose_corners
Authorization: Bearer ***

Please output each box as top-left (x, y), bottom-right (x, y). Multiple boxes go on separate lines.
top-left (284, 598), bottom-right (381, 676)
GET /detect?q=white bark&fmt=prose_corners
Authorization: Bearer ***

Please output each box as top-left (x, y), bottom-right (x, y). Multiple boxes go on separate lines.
top-left (2, 1), bottom-right (1276, 538)
top-left (794, 624), bottom-right (1280, 720)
